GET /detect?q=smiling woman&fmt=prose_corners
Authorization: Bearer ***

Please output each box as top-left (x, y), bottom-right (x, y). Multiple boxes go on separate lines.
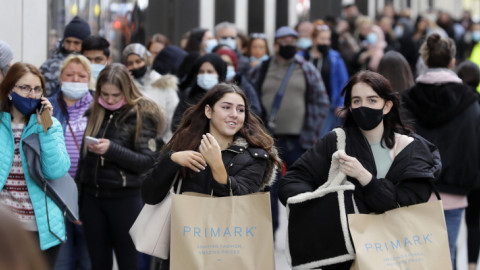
top-left (142, 82), bottom-right (282, 202)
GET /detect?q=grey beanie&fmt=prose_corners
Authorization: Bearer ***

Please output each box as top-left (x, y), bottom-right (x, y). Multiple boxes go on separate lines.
top-left (122, 43), bottom-right (151, 64)
top-left (0, 40), bottom-right (13, 69)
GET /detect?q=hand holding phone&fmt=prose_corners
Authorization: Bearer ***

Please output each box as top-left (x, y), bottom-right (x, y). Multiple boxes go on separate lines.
top-left (85, 136), bottom-right (100, 145)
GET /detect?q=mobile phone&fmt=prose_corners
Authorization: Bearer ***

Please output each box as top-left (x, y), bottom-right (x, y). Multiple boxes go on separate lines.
top-left (38, 95), bottom-right (45, 114)
top-left (85, 136), bottom-right (100, 145)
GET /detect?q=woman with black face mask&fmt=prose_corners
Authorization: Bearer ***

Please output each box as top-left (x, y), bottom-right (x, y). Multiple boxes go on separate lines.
top-left (278, 71), bottom-right (441, 269)
top-left (298, 20), bottom-right (349, 137)
top-left (122, 43), bottom-right (180, 143)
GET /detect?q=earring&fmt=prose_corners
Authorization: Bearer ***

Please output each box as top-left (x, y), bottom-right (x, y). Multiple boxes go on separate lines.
top-left (8, 94), bottom-right (12, 101)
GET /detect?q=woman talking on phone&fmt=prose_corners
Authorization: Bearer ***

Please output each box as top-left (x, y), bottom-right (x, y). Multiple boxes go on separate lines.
top-left (0, 62), bottom-right (70, 268)
top-left (75, 63), bottom-right (164, 270)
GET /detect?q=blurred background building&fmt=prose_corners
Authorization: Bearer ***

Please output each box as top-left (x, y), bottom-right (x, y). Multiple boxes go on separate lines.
top-left (1, 0), bottom-right (480, 66)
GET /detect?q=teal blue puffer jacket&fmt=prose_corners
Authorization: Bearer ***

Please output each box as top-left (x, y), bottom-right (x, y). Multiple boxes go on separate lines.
top-left (0, 112), bottom-right (70, 250)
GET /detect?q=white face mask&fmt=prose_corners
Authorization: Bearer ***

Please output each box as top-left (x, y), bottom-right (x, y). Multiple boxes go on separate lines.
top-left (205, 39), bottom-right (218, 53)
top-left (219, 38), bottom-right (237, 50)
top-left (197, 74), bottom-right (219, 90)
top-left (90, 63), bottom-right (106, 80)
top-left (226, 66), bottom-right (236, 81)
top-left (297, 37), bottom-right (312, 50)
top-left (61, 82), bottom-right (89, 100)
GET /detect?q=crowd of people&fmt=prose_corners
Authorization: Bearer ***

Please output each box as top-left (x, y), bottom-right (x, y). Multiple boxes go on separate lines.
top-left (1, 3), bottom-right (480, 270)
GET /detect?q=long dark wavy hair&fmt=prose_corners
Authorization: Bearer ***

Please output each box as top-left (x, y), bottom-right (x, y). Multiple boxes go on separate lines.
top-left (342, 71), bottom-right (412, 148)
top-left (166, 83), bottom-right (283, 176)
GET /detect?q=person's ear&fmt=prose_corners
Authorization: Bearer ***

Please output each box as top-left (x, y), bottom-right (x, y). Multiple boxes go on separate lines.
top-left (448, 58), bottom-right (456, 69)
top-left (107, 55), bottom-right (112, 64)
top-left (205, 105), bottom-right (212, 119)
top-left (383, 100), bottom-right (393, 115)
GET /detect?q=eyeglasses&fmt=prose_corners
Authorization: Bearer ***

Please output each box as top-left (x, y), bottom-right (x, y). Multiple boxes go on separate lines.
top-left (316, 25), bottom-right (330, 31)
top-left (221, 36), bottom-right (236, 40)
top-left (250, 33), bottom-right (267, 39)
top-left (15, 85), bottom-right (43, 96)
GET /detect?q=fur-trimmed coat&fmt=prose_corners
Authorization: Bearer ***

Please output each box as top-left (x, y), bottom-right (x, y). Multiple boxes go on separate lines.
top-left (134, 70), bottom-right (179, 143)
top-left (142, 136), bottom-right (279, 205)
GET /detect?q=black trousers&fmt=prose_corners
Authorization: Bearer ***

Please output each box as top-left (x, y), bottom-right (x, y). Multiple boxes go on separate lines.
top-left (81, 192), bottom-right (143, 270)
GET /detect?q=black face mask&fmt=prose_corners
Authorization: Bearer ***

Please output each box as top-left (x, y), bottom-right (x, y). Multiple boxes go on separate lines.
top-left (317, 45), bottom-right (330, 56)
top-left (131, 65), bottom-right (147, 79)
top-left (351, 106), bottom-right (384, 131)
top-left (278, 45), bottom-right (297, 60)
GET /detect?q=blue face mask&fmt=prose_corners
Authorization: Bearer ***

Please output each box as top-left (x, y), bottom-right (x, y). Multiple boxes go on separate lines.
top-left (197, 74), bottom-right (219, 90)
top-left (90, 63), bottom-right (106, 80)
top-left (366, 33), bottom-right (378, 44)
top-left (250, 55), bottom-right (270, 63)
top-left (394, 26), bottom-right (404, 38)
top-left (297, 37), bottom-right (312, 50)
top-left (205, 39), bottom-right (218, 53)
top-left (61, 82), bottom-right (89, 100)
top-left (226, 66), bottom-right (236, 81)
top-left (219, 38), bottom-right (237, 50)
top-left (473, 31), bottom-right (480, 43)
top-left (10, 92), bottom-right (41, 116)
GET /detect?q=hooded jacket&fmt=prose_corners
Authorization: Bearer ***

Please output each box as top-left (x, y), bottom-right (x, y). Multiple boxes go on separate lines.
top-left (172, 54), bottom-right (227, 132)
top-left (279, 126), bottom-right (441, 214)
top-left (142, 136), bottom-right (279, 205)
top-left (402, 68), bottom-right (480, 195)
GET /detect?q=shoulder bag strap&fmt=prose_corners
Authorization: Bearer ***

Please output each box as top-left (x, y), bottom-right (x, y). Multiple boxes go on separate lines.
top-left (267, 62), bottom-right (296, 133)
top-left (57, 95), bottom-right (81, 152)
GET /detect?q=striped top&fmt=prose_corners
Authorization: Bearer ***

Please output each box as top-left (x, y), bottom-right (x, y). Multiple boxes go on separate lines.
top-left (64, 94), bottom-right (93, 177)
top-left (1, 123), bottom-right (37, 231)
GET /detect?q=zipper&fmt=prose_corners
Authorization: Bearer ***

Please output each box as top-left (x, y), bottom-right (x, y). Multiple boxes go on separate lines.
top-left (120, 170), bottom-right (127, 187)
top-left (93, 112), bottom-right (116, 197)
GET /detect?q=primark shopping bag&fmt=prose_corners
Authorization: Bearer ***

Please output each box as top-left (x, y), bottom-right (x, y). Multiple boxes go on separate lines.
top-left (348, 200), bottom-right (451, 270)
top-left (170, 192), bottom-right (275, 270)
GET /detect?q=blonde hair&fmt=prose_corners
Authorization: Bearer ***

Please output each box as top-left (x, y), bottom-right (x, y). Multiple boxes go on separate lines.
top-left (82, 63), bottom-right (164, 155)
top-left (60, 54), bottom-right (92, 81)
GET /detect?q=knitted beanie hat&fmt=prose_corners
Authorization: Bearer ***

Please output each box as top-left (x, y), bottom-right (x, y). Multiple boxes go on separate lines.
top-left (0, 40), bottom-right (13, 69)
top-left (64, 16), bottom-right (91, 41)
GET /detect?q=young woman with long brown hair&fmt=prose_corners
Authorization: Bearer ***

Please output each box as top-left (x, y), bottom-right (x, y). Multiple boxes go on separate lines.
top-left (76, 63), bottom-right (164, 270)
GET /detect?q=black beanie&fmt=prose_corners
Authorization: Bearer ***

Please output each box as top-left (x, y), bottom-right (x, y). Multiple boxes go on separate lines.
top-left (64, 16), bottom-right (91, 41)
top-left (152, 45), bottom-right (188, 75)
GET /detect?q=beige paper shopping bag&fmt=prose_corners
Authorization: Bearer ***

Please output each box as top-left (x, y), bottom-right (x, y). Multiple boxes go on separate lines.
top-left (170, 192), bottom-right (275, 270)
top-left (348, 200), bottom-right (451, 270)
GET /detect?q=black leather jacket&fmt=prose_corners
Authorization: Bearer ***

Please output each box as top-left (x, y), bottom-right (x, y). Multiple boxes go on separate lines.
top-left (76, 106), bottom-right (163, 198)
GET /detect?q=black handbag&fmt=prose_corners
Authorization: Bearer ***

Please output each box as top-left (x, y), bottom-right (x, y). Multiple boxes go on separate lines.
top-left (286, 128), bottom-right (358, 269)
top-left (22, 133), bottom-right (79, 241)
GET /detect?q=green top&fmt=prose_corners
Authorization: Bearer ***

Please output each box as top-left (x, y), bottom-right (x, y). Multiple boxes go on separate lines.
top-left (369, 141), bottom-right (393, 179)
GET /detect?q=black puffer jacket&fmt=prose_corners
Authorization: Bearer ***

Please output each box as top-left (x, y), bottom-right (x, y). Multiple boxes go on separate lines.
top-left (76, 106), bottom-right (163, 198)
top-left (279, 127), bottom-right (441, 214)
top-left (142, 136), bottom-right (278, 205)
